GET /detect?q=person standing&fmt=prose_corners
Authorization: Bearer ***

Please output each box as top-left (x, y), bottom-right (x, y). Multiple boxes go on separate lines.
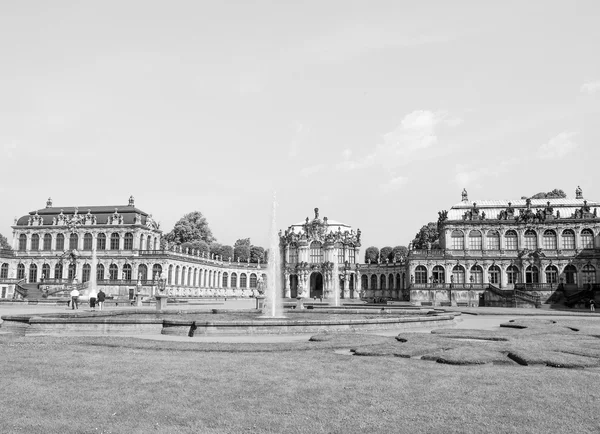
top-left (591, 298), bottom-right (596, 312)
top-left (70, 288), bottom-right (80, 310)
top-left (97, 289), bottom-right (106, 311)
top-left (89, 289), bottom-right (97, 311)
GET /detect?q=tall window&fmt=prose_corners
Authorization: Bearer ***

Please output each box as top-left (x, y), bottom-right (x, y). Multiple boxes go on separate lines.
top-left (17, 264), bottom-right (25, 279)
top-left (470, 265), bottom-right (483, 284)
top-left (564, 264), bottom-right (577, 285)
top-left (152, 264), bottom-right (162, 280)
top-left (138, 264), bottom-right (148, 281)
top-left (415, 265), bottom-right (427, 284)
top-left (97, 233), bottom-right (106, 250)
top-left (222, 272), bottom-right (228, 287)
top-left (109, 264), bottom-right (119, 280)
top-left (337, 244), bottom-right (345, 264)
top-left (123, 264), bottom-right (132, 281)
top-left (28, 264), bottom-right (37, 283)
top-left (69, 233), bottom-right (78, 250)
top-left (486, 230), bottom-right (500, 250)
top-left (388, 274), bottom-right (394, 290)
top-left (168, 265), bottom-right (173, 285)
top-left (505, 230), bottom-right (518, 250)
top-left (488, 265), bottom-right (501, 285)
top-left (240, 273), bottom-right (247, 287)
top-left (432, 265), bottom-right (445, 283)
top-left (56, 234), bottom-right (65, 250)
top-left (380, 274), bottom-right (386, 290)
top-left (18, 234), bottom-right (27, 251)
top-left (231, 272), bottom-right (237, 288)
top-left (348, 248), bottom-right (356, 264)
top-left (582, 264), bottom-right (596, 284)
top-left (68, 263), bottom-right (76, 280)
top-left (42, 264), bottom-right (50, 280)
top-left (0, 263), bottom-right (8, 279)
top-left (82, 264), bottom-right (91, 283)
top-left (147, 235), bottom-right (152, 250)
top-left (310, 241), bottom-right (322, 263)
top-left (370, 274), bottom-right (378, 289)
top-left (110, 233), bottom-right (120, 250)
top-left (545, 265), bottom-right (558, 284)
top-left (524, 230), bottom-right (537, 250)
top-left (83, 233), bottom-right (93, 250)
top-left (31, 234), bottom-right (40, 250)
top-left (452, 265), bottom-right (465, 284)
top-left (581, 229), bottom-right (594, 249)
top-left (469, 230), bottom-right (482, 250)
top-left (43, 234), bottom-right (52, 251)
top-left (525, 265), bottom-right (539, 284)
top-left (451, 230), bottom-right (464, 250)
top-left (54, 263), bottom-right (63, 280)
top-left (124, 233), bottom-right (133, 250)
top-left (175, 266), bottom-right (180, 285)
top-left (362, 275), bottom-right (369, 289)
top-left (507, 265), bottom-right (519, 284)
top-left (250, 273), bottom-right (257, 288)
top-left (543, 230), bottom-right (557, 250)
top-left (288, 247), bottom-right (298, 264)
top-left (562, 230), bottom-right (575, 249)
top-left (97, 264), bottom-right (105, 281)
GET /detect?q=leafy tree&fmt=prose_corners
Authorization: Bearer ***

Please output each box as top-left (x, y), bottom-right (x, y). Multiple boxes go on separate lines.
top-left (221, 245), bottom-right (234, 261)
top-left (529, 189), bottom-right (567, 199)
top-left (250, 246), bottom-right (266, 263)
top-left (0, 233), bottom-right (11, 250)
top-left (364, 246), bottom-right (379, 263)
top-left (210, 242), bottom-right (223, 257)
top-left (234, 244), bottom-right (251, 262)
top-left (411, 222), bottom-right (439, 250)
top-left (181, 240), bottom-right (209, 255)
top-left (164, 211), bottom-right (215, 245)
top-left (380, 246), bottom-right (393, 263)
top-left (234, 238), bottom-right (251, 248)
top-left (392, 246), bottom-right (408, 262)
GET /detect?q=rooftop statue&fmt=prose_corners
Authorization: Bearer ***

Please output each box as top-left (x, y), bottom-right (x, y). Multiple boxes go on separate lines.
top-left (461, 188), bottom-right (468, 202)
top-left (576, 185), bottom-right (583, 199)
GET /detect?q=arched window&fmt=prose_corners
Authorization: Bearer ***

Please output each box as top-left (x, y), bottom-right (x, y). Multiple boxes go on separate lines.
top-left (168, 265), bottom-right (173, 285)
top-left (109, 264), bottom-right (119, 281)
top-left (524, 230), bottom-right (537, 250)
top-left (505, 230), bottom-right (518, 250)
top-left (152, 264), bottom-right (162, 280)
top-left (348, 248), bottom-right (356, 264)
top-left (545, 265), bottom-right (558, 285)
top-left (470, 265), bottom-right (483, 284)
top-left (432, 265), bottom-right (445, 283)
top-left (56, 234), bottom-right (65, 250)
top-left (336, 243), bottom-right (345, 264)
top-left (543, 230), bottom-right (557, 250)
top-left (188, 268), bottom-right (192, 286)
top-left (124, 233), bottom-right (134, 250)
top-left (139, 234), bottom-right (144, 250)
top-left (43, 234), bottom-right (52, 251)
top-left (361, 274), bottom-right (368, 289)
top-left (380, 274), bottom-right (386, 290)
top-left (231, 272), bottom-right (238, 288)
top-left (288, 247), bottom-right (298, 264)
top-left (222, 272), bottom-right (228, 287)
top-left (54, 263), bottom-right (63, 280)
top-left (29, 264), bottom-right (38, 283)
top-left (69, 233), bottom-right (78, 250)
top-left (582, 264), bottom-right (596, 284)
top-left (31, 234), bottom-right (40, 250)
top-left (562, 230), bottom-right (575, 250)
top-left (17, 263), bottom-right (25, 279)
top-left (147, 235), bottom-right (152, 251)
top-left (181, 266), bottom-right (187, 286)
top-left (110, 233), bottom-right (120, 250)
top-left (370, 274), bottom-right (378, 289)
top-left (488, 265), bottom-right (501, 286)
top-left (452, 265), bottom-right (465, 284)
top-left (18, 234), bottom-right (27, 251)
top-left (507, 265), bottom-right (519, 284)
top-left (581, 229), bottom-right (594, 249)
top-left (525, 265), bottom-right (539, 284)
top-left (154, 237), bottom-right (158, 250)
top-left (68, 263), bottom-right (76, 280)
top-left (138, 264), bottom-right (148, 281)
top-left (240, 273), bottom-right (247, 288)
top-left (486, 230), bottom-right (500, 250)
top-left (82, 264), bottom-right (91, 283)
top-left (563, 264), bottom-right (577, 285)
top-left (0, 263), bottom-right (8, 279)
top-left (97, 233), bottom-right (106, 250)
top-left (250, 273), bottom-right (258, 288)
top-left (469, 230), bottom-right (482, 250)
top-left (83, 233), bottom-right (93, 250)
top-left (310, 241), bottom-right (322, 263)
top-left (175, 266), bottom-right (180, 285)
top-left (97, 264), bottom-right (105, 281)
top-left (451, 230), bottom-right (464, 250)
top-left (41, 263), bottom-right (50, 280)
top-left (388, 274), bottom-right (394, 290)
top-left (415, 266), bottom-right (427, 284)
top-left (122, 264), bottom-right (132, 281)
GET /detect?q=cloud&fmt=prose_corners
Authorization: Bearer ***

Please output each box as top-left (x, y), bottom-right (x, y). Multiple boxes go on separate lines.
top-left (289, 121), bottom-right (310, 158)
top-left (538, 131), bottom-right (578, 159)
top-left (455, 158), bottom-right (524, 189)
top-left (581, 81), bottom-right (600, 94)
top-left (380, 176), bottom-right (408, 192)
top-left (300, 163), bottom-right (327, 177)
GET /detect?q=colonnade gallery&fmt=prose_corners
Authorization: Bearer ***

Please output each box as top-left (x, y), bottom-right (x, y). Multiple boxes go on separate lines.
top-left (1, 187), bottom-right (599, 304)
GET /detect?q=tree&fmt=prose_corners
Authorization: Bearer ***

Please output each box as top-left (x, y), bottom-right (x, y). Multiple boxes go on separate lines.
top-left (411, 222), bottom-right (439, 250)
top-left (528, 189), bottom-right (567, 199)
top-left (181, 240), bottom-right (209, 255)
top-left (0, 233), bottom-right (11, 250)
top-left (250, 246), bottom-right (265, 263)
top-left (380, 246), bottom-right (393, 263)
top-left (364, 246), bottom-right (379, 263)
top-left (234, 238), bottom-right (251, 248)
top-left (221, 245), bottom-right (234, 261)
top-left (392, 245), bottom-right (408, 262)
top-left (234, 244), bottom-right (251, 262)
top-left (164, 211), bottom-right (215, 245)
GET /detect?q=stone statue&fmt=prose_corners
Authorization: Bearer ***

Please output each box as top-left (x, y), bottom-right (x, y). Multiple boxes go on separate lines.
top-left (582, 200), bottom-right (590, 213)
top-left (594, 208), bottom-right (597, 218)
top-left (526, 198), bottom-right (531, 209)
top-left (576, 185), bottom-right (583, 199)
top-left (481, 211), bottom-right (486, 220)
top-left (128, 195), bottom-right (135, 206)
top-left (461, 188), bottom-right (468, 202)
top-left (314, 208), bottom-right (319, 219)
top-left (46, 197), bottom-right (53, 208)
top-left (472, 202), bottom-right (479, 216)
top-left (556, 210), bottom-right (560, 218)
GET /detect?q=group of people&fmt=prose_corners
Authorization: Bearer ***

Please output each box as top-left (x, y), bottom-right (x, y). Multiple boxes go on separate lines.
top-left (68, 288), bottom-right (106, 310)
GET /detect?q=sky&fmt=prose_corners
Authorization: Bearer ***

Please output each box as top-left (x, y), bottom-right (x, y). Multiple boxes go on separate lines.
top-left (1, 1), bottom-right (599, 250)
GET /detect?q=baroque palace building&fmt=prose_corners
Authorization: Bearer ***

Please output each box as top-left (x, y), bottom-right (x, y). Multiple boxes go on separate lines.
top-left (407, 186), bottom-right (600, 306)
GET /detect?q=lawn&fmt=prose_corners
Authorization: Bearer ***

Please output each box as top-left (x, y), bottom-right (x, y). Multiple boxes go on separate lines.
top-left (1, 320), bottom-right (600, 434)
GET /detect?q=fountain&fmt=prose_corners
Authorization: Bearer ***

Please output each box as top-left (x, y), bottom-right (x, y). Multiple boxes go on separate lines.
top-left (262, 193), bottom-right (284, 318)
top-left (331, 258), bottom-right (340, 307)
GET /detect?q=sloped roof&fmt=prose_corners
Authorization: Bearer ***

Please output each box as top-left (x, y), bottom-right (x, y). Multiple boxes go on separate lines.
top-left (15, 205), bottom-right (152, 227)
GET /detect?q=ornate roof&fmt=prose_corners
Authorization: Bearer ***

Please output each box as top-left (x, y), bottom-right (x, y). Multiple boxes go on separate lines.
top-left (281, 208), bottom-right (360, 245)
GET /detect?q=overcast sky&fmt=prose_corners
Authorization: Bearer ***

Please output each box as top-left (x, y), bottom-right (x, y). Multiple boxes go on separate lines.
top-left (1, 1), bottom-right (599, 250)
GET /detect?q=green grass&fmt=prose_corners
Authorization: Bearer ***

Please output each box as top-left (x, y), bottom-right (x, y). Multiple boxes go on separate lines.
top-left (2, 320), bottom-right (600, 433)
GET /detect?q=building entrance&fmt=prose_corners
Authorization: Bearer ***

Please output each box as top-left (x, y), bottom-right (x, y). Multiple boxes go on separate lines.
top-left (290, 274), bottom-right (298, 298)
top-left (310, 272), bottom-right (323, 298)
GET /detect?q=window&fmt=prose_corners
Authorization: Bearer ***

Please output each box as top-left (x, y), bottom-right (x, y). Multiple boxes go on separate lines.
top-left (181, 267), bottom-right (186, 285)
top-left (124, 233), bottom-right (133, 250)
top-left (240, 273), bottom-right (247, 288)
top-left (582, 264), bottom-right (596, 284)
top-left (562, 230), bottom-right (575, 249)
top-left (97, 264), bottom-right (105, 281)
top-left (69, 233), bottom-right (78, 250)
top-left (543, 230), bottom-right (557, 250)
top-left (415, 266), bottom-right (427, 284)
top-left (348, 248), bottom-right (356, 264)
top-left (43, 234), bottom-right (52, 251)
top-left (168, 265), bottom-right (173, 285)
top-left (469, 230), bottom-right (482, 250)
top-left (110, 233), bottom-right (120, 250)
top-left (82, 264), bottom-right (91, 283)
top-left (56, 234), bottom-right (64, 250)
top-left (370, 274), bottom-right (378, 289)
top-left (451, 230), bottom-right (464, 250)
top-left (388, 274), bottom-right (394, 289)
top-left (581, 229), bottom-right (594, 249)
top-left (68, 263), bottom-right (76, 280)
top-left (432, 265), bottom-right (445, 284)
top-left (83, 233), bottom-right (93, 250)
top-left (250, 273), bottom-right (257, 288)
top-left (175, 266), bottom-right (180, 285)
top-left (123, 264), bottom-right (132, 281)
top-left (0, 263), bottom-right (8, 279)
top-left (486, 230), bottom-right (500, 250)
top-left (380, 275), bottom-right (386, 290)
top-left (18, 234), bottom-right (27, 251)
top-left (29, 264), bottom-right (37, 283)
top-left (231, 272), bottom-right (238, 288)
top-left (524, 230), bottom-right (537, 250)
top-left (288, 247), bottom-right (298, 264)
top-left (362, 275), bottom-right (369, 289)
top-left (452, 265), bottom-right (465, 284)
top-left (109, 264), bottom-right (119, 280)
top-left (97, 233), bottom-right (106, 250)
top-left (470, 265), bottom-right (483, 284)
top-left (138, 264), bottom-right (148, 281)
top-left (152, 264), bottom-right (162, 280)
top-left (525, 265), bottom-right (539, 284)
top-left (54, 263), bottom-right (63, 280)
top-left (564, 264), bottom-right (577, 285)
top-left (42, 264), bottom-right (50, 280)
top-left (17, 264), bottom-right (25, 279)
top-left (545, 265), bottom-right (558, 284)
top-left (505, 230), bottom-right (518, 250)
top-left (336, 244), bottom-right (345, 264)
top-left (488, 265), bottom-right (501, 285)
top-left (310, 242), bottom-right (322, 263)
top-left (222, 272), bottom-right (228, 287)
top-left (507, 265), bottom-right (519, 284)
top-left (31, 234), bottom-right (40, 250)
top-left (147, 235), bottom-right (152, 250)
